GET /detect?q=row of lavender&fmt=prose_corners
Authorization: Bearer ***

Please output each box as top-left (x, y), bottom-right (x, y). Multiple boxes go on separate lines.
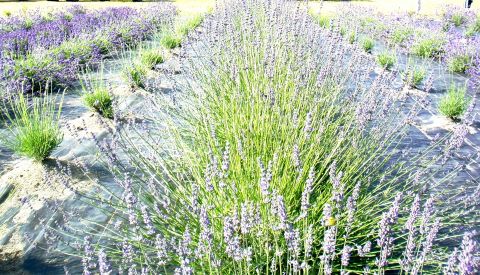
top-left (322, 5), bottom-right (480, 85)
top-left (50, 0), bottom-right (479, 274)
top-left (0, 4), bottom-right (176, 95)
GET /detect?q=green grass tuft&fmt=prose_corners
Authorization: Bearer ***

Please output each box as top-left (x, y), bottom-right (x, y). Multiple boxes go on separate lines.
top-left (0, 93), bottom-right (63, 161)
top-left (412, 37), bottom-right (445, 58)
top-left (403, 66), bottom-right (426, 88)
top-left (447, 55), bottom-right (472, 73)
top-left (122, 62), bottom-right (148, 88)
top-left (376, 51), bottom-right (396, 70)
top-left (83, 89), bottom-right (114, 119)
top-left (439, 84), bottom-right (470, 120)
top-left (140, 49), bottom-right (165, 69)
top-left (390, 27), bottom-right (413, 44)
top-left (176, 14), bottom-right (205, 37)
top-left (160, 32), bottom-right (182, 49)
top-left (313, 14), bottom-right (331, 28)
top-left (361, 37), bottom-right (374, 53)
top-left (450, 13), bottom-right (465, 27)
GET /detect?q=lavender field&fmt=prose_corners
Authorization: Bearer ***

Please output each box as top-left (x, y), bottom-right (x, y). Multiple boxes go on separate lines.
top-left (0, 0), bottom-right (479, 274)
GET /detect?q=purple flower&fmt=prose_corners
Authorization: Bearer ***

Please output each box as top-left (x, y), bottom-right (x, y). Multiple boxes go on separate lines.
top-left (459, 231), bottom-right (479, 275)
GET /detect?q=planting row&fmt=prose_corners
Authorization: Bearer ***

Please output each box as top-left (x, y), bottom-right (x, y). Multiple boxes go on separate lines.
top-left (312, 6), bottom-right (478, 122)
top-left (312, 5), bottom-right (480, 79)
top-left (0, 13), bottom-right (204, 161)
top-left (44, 0), bottom-right (477, 274)
top-left (0, 4), bottom-right (176, 95)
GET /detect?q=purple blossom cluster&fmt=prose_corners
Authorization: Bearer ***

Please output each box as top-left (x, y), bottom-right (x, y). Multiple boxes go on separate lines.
top-left (0, 4), bottom-right (176, 94)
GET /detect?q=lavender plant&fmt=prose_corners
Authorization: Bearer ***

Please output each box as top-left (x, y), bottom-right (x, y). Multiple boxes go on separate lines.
top-left (160, 31), bottom-right (182, 49)
top-left (80, 68), bottom-right (114, 119)
top-left (403, 64), bottom-right (426, 89)
top-left (0, 92), bottom-right (63, 161)
top-left (376, 51), bottom-right (396, 70)
top-left (54, 0), bottom-right (479, 274)
top-left (122, 62), bottom-right (148, 89)
top-left (140, 48), bottom-right (165, 69)
top-left (412, 37), bottom-right (445, 58)
top-left (361, 37), bottom-right (374, 53)
top-left (439, 84), bottom-right (471, 120)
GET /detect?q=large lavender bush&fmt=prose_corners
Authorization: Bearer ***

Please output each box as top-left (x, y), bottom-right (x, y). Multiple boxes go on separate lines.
top-left (53, 0), bottom-right (479, 274)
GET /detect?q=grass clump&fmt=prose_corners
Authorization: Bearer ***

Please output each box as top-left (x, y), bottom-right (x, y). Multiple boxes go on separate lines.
top-left (122, 62), bottom-right (147, 88)
top-left (0, 93), bottom-right (63, 161)
top-left (176, 14), bottom-right (205, 37)
top-left (160, 32), bottom-right (182, 49)
top-left (313, 14), bottom-right (331, 28)
top-left (348, 31), bottom-right (356, 44)
top-left (403, 66), bottom-right (426, 88)
top-left (83, 89), bottom-right (113, 119)
top-left (140, 49), bottom-right (165, 69)
top-left (376, 51), bottom-right (396, 69)
top-left (447, 54), bottom-right (472, 73)
top-left (361, 37), bottom-right (374, 53)
top-left (390, 27), bottom-right (413, 44)
top-left (439, 84), bottom-right (470, 120)
top-left (412, 37), bottom-right (445, 58)
top-left (450, 13), bottom-right (465, 27)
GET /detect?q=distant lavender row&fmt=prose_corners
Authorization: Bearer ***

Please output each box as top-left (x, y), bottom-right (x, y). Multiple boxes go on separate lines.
top-left (325, 5), bottom-right (480, 78)
top-left (0, 5), bottom-right (87, 36)
top-left (0, 4), bottom-right (176, 94)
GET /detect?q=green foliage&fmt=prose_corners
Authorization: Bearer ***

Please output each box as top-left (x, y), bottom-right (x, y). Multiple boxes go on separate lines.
top-left (91, 35), bottom-right (114, 55)
top-left (361, 37), bottom-right (374, 53)
top-left (339, 25), bottom-right (347, 36)
top-left (439, 84), bottom-right (470, 120)
top-left (466, 16), bottom-right (480, 36)
top-left (313, 14), bottom-right (331, 28)
top-left (403, 66), bottom-right (426, 88)
top-left (52, 39), bottom-right (93, 64)
top-left (83, 89), bottom-right (113, 119)
top-left (348, 31), bottom-right (356, 44)
top-left (140, 49), bottom-right (165, 69)
top-left (176, 14), bottom-right (204, 37)
top-left (450, 13), bottom-right (465, 27)
top-left (3, 10), bottom-right (12, 17)
top-left (122, 62), bottom-right (147, 88)
top-left (390, 27), bottom-right (413, 44)
top-left (160, 32), bottom-right (182, 49)
top-left (0, 93), bottom-right (63, 161)
top-left (63, 12), bottom-right (73, 22)
top-left (23, 18), bottom-right (33, 30)
top-left (376, 51), bottom-right (396, 69)
top-left (412, 37), bottom-right (445, 58)
top-left (448, 54), bottom-right (471, 73)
